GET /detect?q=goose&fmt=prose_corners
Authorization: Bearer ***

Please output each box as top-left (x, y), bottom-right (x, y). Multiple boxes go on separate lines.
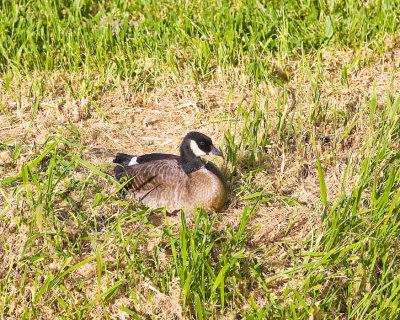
top-left (113, 131), bottom-right (228, 214)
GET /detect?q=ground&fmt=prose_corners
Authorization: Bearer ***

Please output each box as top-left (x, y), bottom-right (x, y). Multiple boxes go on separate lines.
top-left (1, 1), bottom-right (400, 319)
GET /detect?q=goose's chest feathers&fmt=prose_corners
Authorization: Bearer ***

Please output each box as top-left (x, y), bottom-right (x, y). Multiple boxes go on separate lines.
top-left (187, 167), bottom-right (227, 211)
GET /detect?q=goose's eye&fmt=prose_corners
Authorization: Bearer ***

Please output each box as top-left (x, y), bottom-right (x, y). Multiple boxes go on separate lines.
top-left (198, 141), bottom-right (206, 146)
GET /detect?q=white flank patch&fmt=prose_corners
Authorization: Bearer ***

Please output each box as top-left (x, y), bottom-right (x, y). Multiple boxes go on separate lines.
top-left (128, 156), bottom-right (138, 166)
top-left (190, 140), bottom-right (207, 157)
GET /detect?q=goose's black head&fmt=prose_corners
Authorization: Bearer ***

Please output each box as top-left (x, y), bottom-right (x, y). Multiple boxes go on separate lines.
top-left (180, 131), bottom-right (222, 174)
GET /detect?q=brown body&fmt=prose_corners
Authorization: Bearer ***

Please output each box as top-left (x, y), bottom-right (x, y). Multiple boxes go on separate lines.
top-left (115, 158), bottom-right (228, 213)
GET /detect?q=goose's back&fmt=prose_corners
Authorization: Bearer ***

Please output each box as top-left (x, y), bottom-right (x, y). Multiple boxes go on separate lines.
top-left (121, 158), bottom-right (189, 211)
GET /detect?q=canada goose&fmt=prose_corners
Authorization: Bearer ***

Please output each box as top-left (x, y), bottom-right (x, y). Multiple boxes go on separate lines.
top-left (113, 131), bottom-right (228, 214)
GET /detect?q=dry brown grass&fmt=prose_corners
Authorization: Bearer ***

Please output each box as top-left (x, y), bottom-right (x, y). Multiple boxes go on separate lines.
top-left (1, 44), bottom-right (400, 319)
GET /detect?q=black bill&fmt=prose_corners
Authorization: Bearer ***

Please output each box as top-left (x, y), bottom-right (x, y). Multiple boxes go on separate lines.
top-left (210, 145), bottom-right (223, 156)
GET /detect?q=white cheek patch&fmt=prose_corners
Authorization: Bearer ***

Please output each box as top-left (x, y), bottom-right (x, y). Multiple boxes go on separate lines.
top-left (128, 156), bottom-right (138, 166)
top-left (190, 140), bottom-right (207, 157)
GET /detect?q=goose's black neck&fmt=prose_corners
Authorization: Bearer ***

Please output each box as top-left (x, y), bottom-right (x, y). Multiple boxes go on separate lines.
top-left (180, 142), bottom-right (204, 174)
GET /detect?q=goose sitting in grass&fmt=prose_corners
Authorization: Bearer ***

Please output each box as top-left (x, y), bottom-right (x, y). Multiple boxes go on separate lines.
top-left (113, 131), bottom-right (228, 214)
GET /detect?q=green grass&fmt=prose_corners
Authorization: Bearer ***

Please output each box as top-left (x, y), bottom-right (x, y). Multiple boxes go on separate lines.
top-left (1, 0), bottom-right (399, 83)
top-left (1, 0), bottom-right (400, 319)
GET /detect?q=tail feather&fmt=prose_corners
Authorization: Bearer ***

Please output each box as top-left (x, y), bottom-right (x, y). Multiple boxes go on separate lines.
top-left (113, 153), bottom-right (136, 165)
top-left (113, 153), bottom-right (136, 177)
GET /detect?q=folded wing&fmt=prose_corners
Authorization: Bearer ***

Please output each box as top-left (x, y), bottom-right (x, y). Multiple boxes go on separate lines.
top-left (116, 158), bottom-right (188, 209)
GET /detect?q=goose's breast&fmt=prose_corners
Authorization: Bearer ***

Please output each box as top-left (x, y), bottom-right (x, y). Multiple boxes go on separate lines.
top-left (186, 168), bottom-right (228, 212)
